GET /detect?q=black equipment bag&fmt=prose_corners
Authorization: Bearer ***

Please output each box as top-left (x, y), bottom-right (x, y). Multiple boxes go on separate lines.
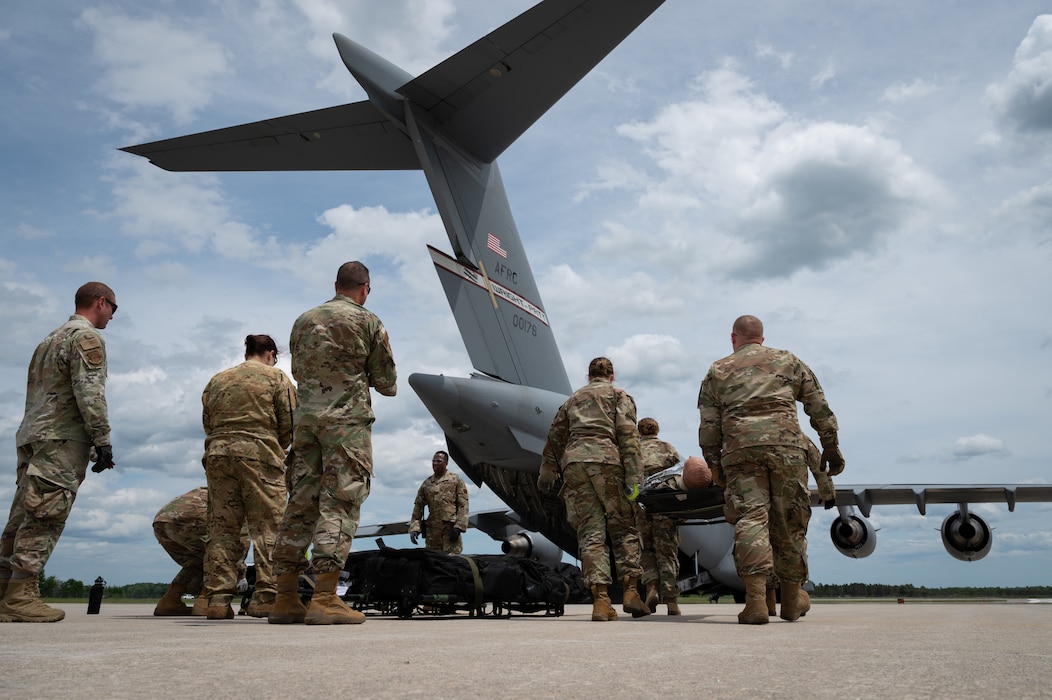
top-left (341, 548), bottom-right (586, 618)
top-left (472, 554), bottom-right (587, 616)
top-left (342, 548), bottom-right (483, 618)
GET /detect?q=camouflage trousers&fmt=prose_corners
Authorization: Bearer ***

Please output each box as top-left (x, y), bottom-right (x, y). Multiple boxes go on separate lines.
top-left (723, 446), bottom-right (811, 584)
top-left (423, 520), bottom-right (463, 555)
top-left (0, 440), bottom-right (89, 576)
top-left (153, 519), bottom-right (206, 593)
top-left (636, 508), bottom-right (680, 598)
top-left (273, 423), bottom-right (372, 576)
top-left (561, 461), bottom-right (643, 586)
top-left (204, 456), bottom-right (287, 599)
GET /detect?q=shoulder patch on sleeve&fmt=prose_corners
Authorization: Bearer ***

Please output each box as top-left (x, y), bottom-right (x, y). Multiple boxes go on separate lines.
top-left (75, 332), bottom-right (105, 368)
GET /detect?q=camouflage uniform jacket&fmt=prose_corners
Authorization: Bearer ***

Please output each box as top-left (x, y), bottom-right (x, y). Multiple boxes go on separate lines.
top-left (290, 294), bottom-right (396, 428)
top-left (697, 343), bottom-right (838, 469)
top-left (640, 436), bottom-right (681, 478)
top-left (153, 486), bottom-right (208, 529)
top-left (540, 378), bottom-right (643, 485)
top-left (410, 472), bottom-right (469, 532)
top-left (202, 360), bottom-right (296, 467)
top-left (16, 314), bottom-right (109, 448)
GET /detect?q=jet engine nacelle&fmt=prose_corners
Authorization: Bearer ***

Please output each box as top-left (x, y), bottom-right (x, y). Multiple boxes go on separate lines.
top-left (502, 530), bottom-right (563, 568)
top-left (940, 509), bottom-right (992, 562)
top-left (830, 510), bottom-right (878, 559)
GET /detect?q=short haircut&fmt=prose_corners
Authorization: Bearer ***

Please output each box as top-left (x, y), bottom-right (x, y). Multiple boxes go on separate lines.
top-left (433, 451), bottom-right (449, 462)
top-left (245, 334), bottom-right (278, 358)
top-left (732, 315), bottom-right (764, 339)
top-left (75, 282), bottom-right (115, 310)
top-left (335, 261), bottom-right (370, 292)
top-left (637, 417), bottom-right (659, 436)
top-left (588, 356), bottom-right (614, 379)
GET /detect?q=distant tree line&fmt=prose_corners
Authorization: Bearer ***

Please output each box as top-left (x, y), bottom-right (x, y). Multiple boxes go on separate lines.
top-left (813, 582), bottom-right (1052, 598)
top-left (37, 571), bottom-right (167, 599)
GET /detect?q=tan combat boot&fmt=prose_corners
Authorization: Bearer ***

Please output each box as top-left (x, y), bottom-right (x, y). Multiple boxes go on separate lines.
top-left (153, 582), bottom-right (191, 616)
top-left (268, 573), bottom-right (308, 624)
top-left (779, 582), bottom-right (809, 621)
top-left (663, 596), bottom-right (681, 616)
top-left (190, 596), bottom-right (209, 616)
top-left (621, 577), bottom-right (651, 618)
top-left (766, 585), bottom-right (778, 617)
top-left (738, 574), bottom-right (769, 625)
top-left (797, 589), bottom-right (811, 617)
top-left (0, 575), bottom-right (65, 622)
top-left (246, 590), bottom-right (275, 618)
top-left (304, 570), bottom-right (364, 625)
top-left (644, 580), bottom-right (660, 613)
top-left (590, 584), bottom-right (617, 621)
top-left (206, 595), bottom-right (235, 620)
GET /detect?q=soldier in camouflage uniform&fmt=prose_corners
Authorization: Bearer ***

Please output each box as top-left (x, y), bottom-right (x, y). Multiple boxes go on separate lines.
top-left (269, 262), bottom-right (397, 626)
top-left (201, 334), bottom-right (295, 620)
top-left (760, 436), bottom-right (836, 617)
top-left (697, 315), bottom-right (844, 624)
top-left (538, 357), bottom-right (650, 621)
top-left (152, 486), bottom-right (251, 616)
top-left (0, 282), bottom-right (117, 623)
top-left (634, 417), bottom-right (683, 615)
top-left (409, 451), bottom-right (469, 554)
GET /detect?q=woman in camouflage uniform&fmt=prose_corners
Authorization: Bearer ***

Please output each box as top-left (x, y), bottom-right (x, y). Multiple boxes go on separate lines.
top-left (201, 334), bottom-right (295, 619)
top-left (538, 357), bottom-right (650, 621)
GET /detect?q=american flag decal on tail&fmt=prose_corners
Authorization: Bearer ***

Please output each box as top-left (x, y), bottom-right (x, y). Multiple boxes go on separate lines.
top-left (487, 233), bottom-right (508, 258)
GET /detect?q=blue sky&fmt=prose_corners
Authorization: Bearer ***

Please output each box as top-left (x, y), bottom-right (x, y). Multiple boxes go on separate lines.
top-left (2, 0), bottom-right (1050, 588)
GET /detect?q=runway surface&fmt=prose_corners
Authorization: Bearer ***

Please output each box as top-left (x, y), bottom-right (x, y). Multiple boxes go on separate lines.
top-left (2, 601), bottom-right (1050, 699)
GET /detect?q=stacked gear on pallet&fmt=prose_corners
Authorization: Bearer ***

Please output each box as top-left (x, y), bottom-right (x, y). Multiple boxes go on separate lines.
top-left (473, 554), bottom-right (581, 617)
top-left (343, 548), bottom-right (484, 618)
top-left (341, 548), bottom-right (587, 618)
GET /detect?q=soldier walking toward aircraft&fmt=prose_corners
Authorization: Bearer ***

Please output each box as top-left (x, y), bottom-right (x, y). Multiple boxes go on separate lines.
top-left (269, 261), bottom-right (397, 626)
top-left (0, 282), bottom-right (117, 623)
top-left (538, 357), bottom-right (650, 621)
top-left (697, 315), bottom-right (844, 624)
top-left (634, 417), bottom-right (683, 615)
top-left (201, 334), bottom-right (295, 620)
top-left (153, 486), bottom-right (251, 616)
top-left (409, 451), bottom-right (469, 554)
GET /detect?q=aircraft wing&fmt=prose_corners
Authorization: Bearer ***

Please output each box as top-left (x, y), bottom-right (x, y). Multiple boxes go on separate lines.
top-left (354, 520), bottom-right (412, 538)
top-left (355, 508), bottom-right (564, 566)
top-left (399, 0), bottom-right (666, 163)
top-left (639, 481), bottom-right (1052, 519)
top-left (821, 484), bottom-right (1052, 518)
top-left (119, 101), bottom-right (419, 172)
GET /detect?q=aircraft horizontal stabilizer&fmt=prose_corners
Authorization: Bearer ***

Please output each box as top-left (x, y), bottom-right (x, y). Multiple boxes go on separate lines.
top-left (399, 0), bottom-right (667, 163)
top-left (120, 102), bottom-right (419, 172)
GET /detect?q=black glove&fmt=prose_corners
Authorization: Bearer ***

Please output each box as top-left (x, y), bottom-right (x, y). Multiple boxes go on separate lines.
top-left (92, 445), bottom-right (114, 473)
top-left (409, 531), bottom-right (419, 545)
top-left (821, 446), bottom-right (845, 477)
top-left (823, 497), bottom-right (837, 510)
top-left (537, 472), bottom-right (557, 494)
top-left (449, 528), bottom-right (461, 543)
top-left (819, 434), bottom-right (845, 477)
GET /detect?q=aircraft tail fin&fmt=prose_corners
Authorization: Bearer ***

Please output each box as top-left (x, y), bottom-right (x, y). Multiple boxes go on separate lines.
top-left (427, 241), bottom-right (570, 395)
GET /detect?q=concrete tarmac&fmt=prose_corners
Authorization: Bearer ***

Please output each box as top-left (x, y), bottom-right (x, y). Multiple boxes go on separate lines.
top-left (2, 601), bottom-right (1050, 699)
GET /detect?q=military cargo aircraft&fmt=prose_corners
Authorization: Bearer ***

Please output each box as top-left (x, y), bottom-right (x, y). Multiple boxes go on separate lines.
top-left (123, 0), bottom-right (1052, 598)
